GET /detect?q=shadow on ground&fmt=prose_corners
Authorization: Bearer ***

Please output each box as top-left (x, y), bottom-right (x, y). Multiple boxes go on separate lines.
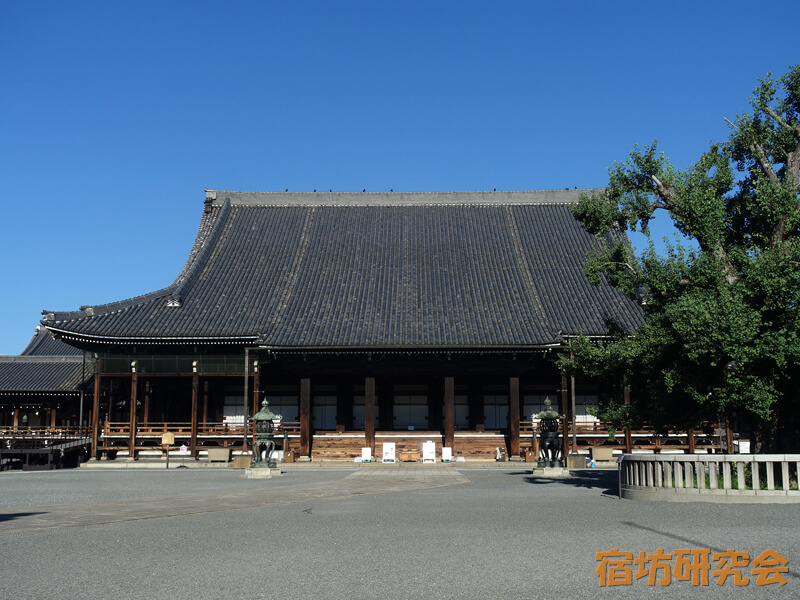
top-left (520, 469), bottom-right (619, 497)
top-left (0, 512), bottom-right (46, 523)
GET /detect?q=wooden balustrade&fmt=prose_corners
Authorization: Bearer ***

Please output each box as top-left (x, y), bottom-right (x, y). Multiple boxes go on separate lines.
top-left (0, 426), bottom-right (84, 440)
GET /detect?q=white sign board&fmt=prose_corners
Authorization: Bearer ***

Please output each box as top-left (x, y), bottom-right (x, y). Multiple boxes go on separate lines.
top-left (738, 440), bottom-right (750, 454)
top-left (422, 441), bottom-right (436, 463)
top-left (442, 447), bottom-right (452, 462)
top-left (382, 442), bottom-right (396, 463)
top-left (361, 447), bottom-right (372, 462)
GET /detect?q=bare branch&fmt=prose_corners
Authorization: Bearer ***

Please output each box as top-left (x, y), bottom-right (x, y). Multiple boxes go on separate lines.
top-left (604, 260), bottom-right (637, 274)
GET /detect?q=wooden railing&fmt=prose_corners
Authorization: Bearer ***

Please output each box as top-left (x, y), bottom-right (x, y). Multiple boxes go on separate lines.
top-left (520, 420), bottom-right (723, 453)
top-left (619, 454), bottom-right (800, 503)
top-left (1, 426), bottom-right (84, 440)
top-left (101, 421), bottom-right (301, 438)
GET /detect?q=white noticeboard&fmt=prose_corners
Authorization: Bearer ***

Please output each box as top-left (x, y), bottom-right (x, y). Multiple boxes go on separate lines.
top-left (738, 440), bottom-right (750, 454)
top-left (422, 441), bottom-right (436, 463)
top-left (442, 447), bottom-right (452, 462)
top-left (382, 442), bottom-right (396, 463)
top-left (361, 447), bottom-right (372, 462)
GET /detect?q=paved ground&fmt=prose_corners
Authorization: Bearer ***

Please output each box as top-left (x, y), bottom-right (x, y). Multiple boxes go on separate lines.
top-left (1, 465), bottom-right (797, 599)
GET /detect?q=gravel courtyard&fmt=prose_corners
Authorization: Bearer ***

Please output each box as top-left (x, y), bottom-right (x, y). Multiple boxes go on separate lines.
top-left (1, 465), bottom-right (796, 599)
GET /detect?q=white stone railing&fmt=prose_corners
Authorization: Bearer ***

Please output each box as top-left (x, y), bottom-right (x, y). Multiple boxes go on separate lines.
top-left (619, 454), bottom-right (800, 503)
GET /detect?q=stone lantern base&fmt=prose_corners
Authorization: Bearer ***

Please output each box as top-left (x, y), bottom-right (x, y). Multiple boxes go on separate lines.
top-left (245, 467), bottom-right (285, 479)
top-left (531, 466), bottom-right (570, 477)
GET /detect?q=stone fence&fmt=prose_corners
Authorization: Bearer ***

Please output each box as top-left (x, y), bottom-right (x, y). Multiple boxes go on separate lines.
top-left (618, 454), bottom-right (800, 503)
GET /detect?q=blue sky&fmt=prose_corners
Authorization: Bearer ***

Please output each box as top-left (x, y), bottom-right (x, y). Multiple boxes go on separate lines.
top-left (1, 1), bottom-right (797, 354)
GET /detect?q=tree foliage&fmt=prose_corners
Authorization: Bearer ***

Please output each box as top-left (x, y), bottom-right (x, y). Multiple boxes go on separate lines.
top-left (562, 66), bottom-right (800, 451)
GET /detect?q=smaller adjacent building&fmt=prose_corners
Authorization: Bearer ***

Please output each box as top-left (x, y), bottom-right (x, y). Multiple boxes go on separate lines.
top-left (0, 326), bottom-right (92, 430)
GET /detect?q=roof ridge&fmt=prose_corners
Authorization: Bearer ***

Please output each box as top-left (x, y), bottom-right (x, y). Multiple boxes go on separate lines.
top-left (209, 189), bottom-right (601, 208)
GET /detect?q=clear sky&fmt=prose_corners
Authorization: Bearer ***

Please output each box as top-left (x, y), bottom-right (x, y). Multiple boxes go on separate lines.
top-left (1, 1), bottom-right (797, 354)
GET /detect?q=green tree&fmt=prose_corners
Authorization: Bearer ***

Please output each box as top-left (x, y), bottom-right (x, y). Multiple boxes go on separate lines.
top-left (562, 65), bottom-right (800, 452)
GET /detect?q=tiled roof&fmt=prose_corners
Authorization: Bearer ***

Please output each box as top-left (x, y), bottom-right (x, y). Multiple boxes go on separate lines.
top-left (21, 328), bottom-right (83, 356)
top-left (0, 330), bottom-right (89, 394)
top-left (42, 190), bottom-right (642, 349)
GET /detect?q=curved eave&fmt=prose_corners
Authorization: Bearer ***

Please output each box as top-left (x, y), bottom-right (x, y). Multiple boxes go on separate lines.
top-left (258, 343), bottom-right (563, 355)
top-left (45, 327), bottom-right (258, 347)
top-left (0, 390), bottom-right (82, 397)
top-left (45, 327), bottom-right (570, 354)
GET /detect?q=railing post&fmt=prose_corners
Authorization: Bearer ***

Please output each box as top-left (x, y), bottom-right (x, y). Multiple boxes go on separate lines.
top-left (722, 461), bottom-right (732, 490)
top-left (781, 460), bottom-right (790, 492)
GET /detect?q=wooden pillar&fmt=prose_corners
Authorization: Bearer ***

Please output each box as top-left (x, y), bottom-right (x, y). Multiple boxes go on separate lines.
top-left (143, 380), bottom-right (150, 425)
top-left (623, 379), bottom-right (632, 454)
top-left (128, 369), bottom-right (138, 458)
top-left (50, 406), bottom-right (57, 428)
top-left (91, 361), bottom-right (102, 459)
top-left (444, 376), bottom-right (455, 449)
top-left (365, 377), bottom-right (376, 453)
top-left (12, 408), bottom-right (19, 428)
top-left (688, 427), bottom-right (696, 454)
top-left (299, 378), bottom-right (311, 457)
top-left (252, 364), bottom-right (260, 416)
top-left (561, 373), bottom-right (570, 460)
top-left (190, 373), bottom-right (199, 458)
top-left (509, 376), bottom-right (520, 457)
top-left (725, 417), bottom-right (733, 454)
top-left (202, 380), bottom-right (209, 425)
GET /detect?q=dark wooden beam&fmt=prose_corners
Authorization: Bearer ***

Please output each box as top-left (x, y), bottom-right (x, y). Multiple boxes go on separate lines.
top-left (561, 373), bottom-right (569, 461)
top-left (128, 370), bottom-right (137, 458)
top-left (202, 379), bottom-right (209, 425)
top-left (299, 377), bottom-right (311, 457)
top-left (365, 377), bottom-right (375, 453)
top-left (252, 366), bottom-right (260, 416)
top-left (143, 380), bottom-right (150, 425)
top-left (91, 361), bottom-right (102, 459)
top-left (190, 373), bottom-right (199, 459)
top-left (509, 376), bottom-right (520, 457)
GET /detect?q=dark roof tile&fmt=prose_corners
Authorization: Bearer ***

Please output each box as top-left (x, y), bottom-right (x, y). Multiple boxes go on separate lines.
top-left (42, 190), bottom-right (642, 348)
